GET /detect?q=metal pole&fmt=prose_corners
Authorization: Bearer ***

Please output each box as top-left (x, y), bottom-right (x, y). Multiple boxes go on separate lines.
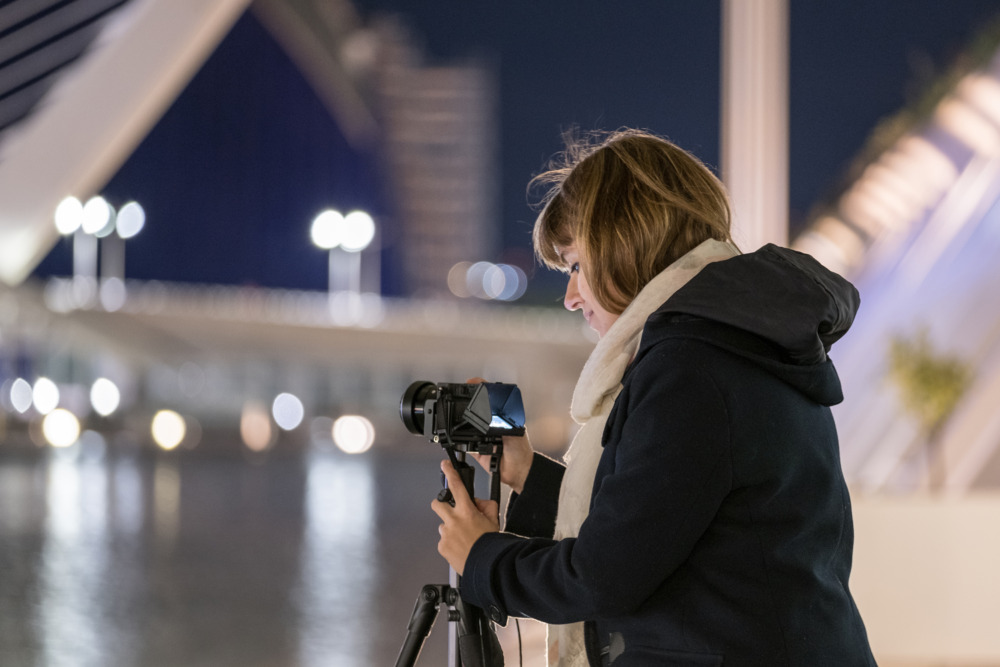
top-left (721, 0), bottom-right (789, 250)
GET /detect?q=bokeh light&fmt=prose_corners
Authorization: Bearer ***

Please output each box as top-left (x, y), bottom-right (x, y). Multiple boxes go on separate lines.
top-left (54, 196), bottom-right (84, 235)
top-left (9, 378), bottom-right (32, 414)
top-left (151, 410), bottom-right (186, 450)
top-left (82, 196), bottom-right (113, 235)
top-left (465, 261), bottom-right (492, 299)
top-left (310, 209), bottom-right (344, 250)
top-left (272, 392), bottom-right (304, 431)
top-left (332, 415), bottom-right (375, 454)
top-left (42, 409), bottom-right (81, 448)
top-left (447, 261), bottom-right (473, 297)
top-left (90, 378), bottom-right (121, 417)
top-left (32, 377), bottom-right (59, 415)
top-left (241, 401), bottom-right (273, 452)
top-left (99, 277), bottom-right (127, 312)
top-left (448, 261), bottom-right (527, 301)
top-left (496, 263), bottom-right (528, 301)
top-left (341, 210), bottom-right (376, 252)
top-left (116, 201), bottom-right (146, 239)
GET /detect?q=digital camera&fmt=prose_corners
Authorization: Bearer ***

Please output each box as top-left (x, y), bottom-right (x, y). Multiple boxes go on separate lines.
top-left (399, 381), bottom-right (525, 454)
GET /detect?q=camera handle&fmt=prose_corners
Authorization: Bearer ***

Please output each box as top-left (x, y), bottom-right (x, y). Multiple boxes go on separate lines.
top-left (394, 451), bottom-right (506, 667)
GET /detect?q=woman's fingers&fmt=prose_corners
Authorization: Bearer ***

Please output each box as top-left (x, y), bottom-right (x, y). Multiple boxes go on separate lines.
top-left (439, 460), bottom-right (473, 509)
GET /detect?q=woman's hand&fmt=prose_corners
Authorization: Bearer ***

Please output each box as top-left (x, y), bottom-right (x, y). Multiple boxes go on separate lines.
top-left (465, 377), bottom-right (535, 494)
top-left (431, 460), bottom-right (500, 576)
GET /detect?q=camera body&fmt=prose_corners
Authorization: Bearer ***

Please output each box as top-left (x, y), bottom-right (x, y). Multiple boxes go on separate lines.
top-left (400, 381), bottom-right (525, 454)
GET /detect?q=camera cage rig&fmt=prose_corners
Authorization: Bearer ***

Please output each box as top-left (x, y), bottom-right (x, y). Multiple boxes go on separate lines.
top-left (401, 380), bottom-right (525, 453)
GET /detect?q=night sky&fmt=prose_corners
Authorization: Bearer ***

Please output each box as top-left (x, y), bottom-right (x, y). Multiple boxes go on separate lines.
top-left (32, 0), bottom-right (1000, 303)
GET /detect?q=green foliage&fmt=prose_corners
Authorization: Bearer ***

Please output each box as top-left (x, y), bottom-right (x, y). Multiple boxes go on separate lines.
top-left (888, 329), bottom-right (972, 435)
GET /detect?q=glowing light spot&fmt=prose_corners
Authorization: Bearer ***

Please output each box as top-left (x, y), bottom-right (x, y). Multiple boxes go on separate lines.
top-left (151, 410), bottom-right (186, 450)
top-left (10, 378), bottom-right (32, 413)
top-left (116, 201), bottom-right (145, 239)
top-left (82, 196), bottom-right (113, 235)
top-left (32, 377), bottom-right (59, 415)
top-left (497, 264), bottom-right (527, 301)
top-left (483, 263), bottom-right (507, 299)
top-left (42, 409), bottom-right (81, 448)
top-left (272, 392), bottom-right (305, 431)
top-left (466, 261), bottom-right (492, 299)
top-left (333, 415), bottom-right (375, 454)
top-left (54, 197), bottom-right (84, 235)
top-left (341, 210), bottom-right (375, 252)
top-left (241, 401), bottom-right (273, 452)
top-left (90, 378), bottom-right (121, 417)
top-left (100, 277), bottom-right (127, 312)
top-left (447, 262), bottom-right (473, 297)
top-left (311, 209), bottom-right (344, 250)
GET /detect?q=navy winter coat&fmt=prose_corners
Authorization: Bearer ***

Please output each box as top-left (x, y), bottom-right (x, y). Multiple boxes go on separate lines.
top-left (460, 245), bottom-right (877, 666)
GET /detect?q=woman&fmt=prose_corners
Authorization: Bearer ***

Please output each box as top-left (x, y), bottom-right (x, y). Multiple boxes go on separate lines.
top-left (432, 129), bottom-right (876, 666)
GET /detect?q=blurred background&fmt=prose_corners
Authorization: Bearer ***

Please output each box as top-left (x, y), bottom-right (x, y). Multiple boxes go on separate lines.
top-left (2, 0), bottom-right (1000, 664)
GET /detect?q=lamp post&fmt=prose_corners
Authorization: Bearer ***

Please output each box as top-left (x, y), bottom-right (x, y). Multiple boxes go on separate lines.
top-left (311, 208), bottom-right (377, 324)
top-left (55, 195), bottom-right (100, 308)
top-left (310, 209), bottom-right (345, 294)
top-left (100, 201), bottom-right (145, 311)
top-left (54, 196), bottom-right (145, 310)
top-left (311, 208), bottom-right (376, 291)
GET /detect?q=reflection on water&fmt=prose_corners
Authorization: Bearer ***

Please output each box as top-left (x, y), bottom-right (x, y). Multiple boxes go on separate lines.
top-left (42, 455), bottom-right (110, 667)
top-left (0, 443), bottom-right (451, 666)
top-left (297, 453), bottom-right (375, 666)
top-left (153, 460), bottom-right (181, 550)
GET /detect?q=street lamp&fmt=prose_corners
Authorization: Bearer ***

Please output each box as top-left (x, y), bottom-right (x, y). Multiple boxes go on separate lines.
top-left (310, 209), bottom-right (345, 295)
top-left (55, 195), bottom-right (99, 307)
top-left (99, 200), bottom-right (145, 311)
top-left (310, 208), bottom-right (377, 296)
top-left (53, 196), bottom-right (145, 311)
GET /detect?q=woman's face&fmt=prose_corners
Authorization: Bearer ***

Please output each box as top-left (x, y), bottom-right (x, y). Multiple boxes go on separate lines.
top-left (560, 245), bottom-right (620, 338)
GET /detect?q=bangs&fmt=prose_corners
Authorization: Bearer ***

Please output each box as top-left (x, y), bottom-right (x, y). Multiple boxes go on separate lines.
top-left (532, 192), bottom-right (577, 271)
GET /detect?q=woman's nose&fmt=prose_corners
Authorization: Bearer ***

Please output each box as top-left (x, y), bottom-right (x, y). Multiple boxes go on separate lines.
top-left (564, 274), bottom-right (583, 312)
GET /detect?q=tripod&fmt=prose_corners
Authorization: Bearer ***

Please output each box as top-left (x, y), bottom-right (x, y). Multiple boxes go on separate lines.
top-left (394, 450), bottom-right (505, 667)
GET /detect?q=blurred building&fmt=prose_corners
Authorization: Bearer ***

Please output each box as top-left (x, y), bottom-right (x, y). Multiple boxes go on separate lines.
top-left (793, 25), bottom-right (1000, 494)
top-left (373, 15), bottom-right (499, 299)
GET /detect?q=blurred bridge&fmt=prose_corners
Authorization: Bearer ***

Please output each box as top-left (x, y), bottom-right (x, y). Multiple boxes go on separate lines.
top-left (0, 276), bottom-right (592, 455)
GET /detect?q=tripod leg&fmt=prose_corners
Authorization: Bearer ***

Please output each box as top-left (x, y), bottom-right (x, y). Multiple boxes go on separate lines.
top-left (395, 584), bottom-right (446, 667)
top-left (449, 583), bottom-right (505, 667)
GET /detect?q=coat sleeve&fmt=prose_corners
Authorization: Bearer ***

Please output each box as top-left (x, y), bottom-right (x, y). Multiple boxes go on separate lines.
top-left (460, 343), bottom-right (733, 625)
top-left (503, 452), bottom-right (565, 538)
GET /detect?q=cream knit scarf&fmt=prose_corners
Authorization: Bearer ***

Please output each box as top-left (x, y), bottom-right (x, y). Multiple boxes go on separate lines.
top-left (545, 238), bottom-right (739, 666)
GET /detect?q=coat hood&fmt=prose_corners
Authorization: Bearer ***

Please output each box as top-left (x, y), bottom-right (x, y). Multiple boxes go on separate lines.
top-left (637, 244), bottom-right (860, 406)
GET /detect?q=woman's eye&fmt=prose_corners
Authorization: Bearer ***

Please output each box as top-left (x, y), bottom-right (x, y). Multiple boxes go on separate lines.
top-left (569, 262), bottom-right (580, 274)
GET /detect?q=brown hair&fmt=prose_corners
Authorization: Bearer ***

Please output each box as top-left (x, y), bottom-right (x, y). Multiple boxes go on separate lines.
top-left (531, 129), bottom-right (734, 313)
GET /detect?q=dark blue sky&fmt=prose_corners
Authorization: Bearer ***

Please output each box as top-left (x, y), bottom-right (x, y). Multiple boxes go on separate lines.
top-left (34, 1), bottom-right (1000, 302)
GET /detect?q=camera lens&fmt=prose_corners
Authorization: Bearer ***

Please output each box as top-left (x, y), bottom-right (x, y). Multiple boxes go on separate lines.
top-left (400, 381), bottom-right (436, 435)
